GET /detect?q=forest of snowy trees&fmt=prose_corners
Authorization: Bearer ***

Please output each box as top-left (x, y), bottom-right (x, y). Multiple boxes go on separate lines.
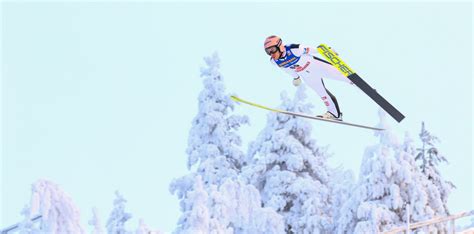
top-left (8, 53), bottom-right (469, 234)
top-left (168, 53), bottom-right (457, 233)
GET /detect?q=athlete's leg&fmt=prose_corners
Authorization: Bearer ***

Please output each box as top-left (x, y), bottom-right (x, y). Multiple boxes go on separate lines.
top-left (301, 74), bottom-right (341, 117)
top-left (313, 59), bottom-right (353, 84)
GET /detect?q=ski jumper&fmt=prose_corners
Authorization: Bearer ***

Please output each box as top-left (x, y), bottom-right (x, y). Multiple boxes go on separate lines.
top-left (271, 44), bottom-right (352, 117)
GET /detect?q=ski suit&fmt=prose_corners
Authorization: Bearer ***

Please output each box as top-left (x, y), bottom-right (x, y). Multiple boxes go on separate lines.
top-left (270, 44), bottom-right (352, 117)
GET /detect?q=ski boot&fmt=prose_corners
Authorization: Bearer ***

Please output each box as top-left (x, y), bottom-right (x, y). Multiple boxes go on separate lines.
top-left (317, 111), bottom-right (342, 121)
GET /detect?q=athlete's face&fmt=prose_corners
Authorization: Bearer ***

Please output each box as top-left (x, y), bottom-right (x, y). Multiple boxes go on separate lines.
top-left (271, 50), bottom-right (281, 60)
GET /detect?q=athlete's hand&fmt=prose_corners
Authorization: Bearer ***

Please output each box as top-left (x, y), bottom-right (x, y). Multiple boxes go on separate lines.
top-left (293, 77), bottom-right (302, 86)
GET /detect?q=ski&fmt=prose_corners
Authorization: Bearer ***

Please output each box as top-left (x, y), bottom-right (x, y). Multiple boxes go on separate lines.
top-left (231, 95), bottom-right (384, 131)
top-left (317, 44), bottom-right (405, 123)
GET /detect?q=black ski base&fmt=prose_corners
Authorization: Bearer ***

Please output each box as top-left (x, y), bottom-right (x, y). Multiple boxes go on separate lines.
top-left (347, 73), bottom-right (405, 122)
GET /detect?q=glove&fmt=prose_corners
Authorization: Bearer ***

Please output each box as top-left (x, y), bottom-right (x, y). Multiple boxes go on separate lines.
top-left (292, 77), bottom-right (302, 86)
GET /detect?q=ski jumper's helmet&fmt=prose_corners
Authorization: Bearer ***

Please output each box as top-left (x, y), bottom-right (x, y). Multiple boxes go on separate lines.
top-left (264, 35), bottom-right (285, 55)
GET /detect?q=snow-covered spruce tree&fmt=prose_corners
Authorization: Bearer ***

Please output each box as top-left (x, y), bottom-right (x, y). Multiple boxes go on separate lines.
top-left (173, 175), bottom-right (215, 233)
top-left (336, 110), bottom-right (446, 233)
top-left (170, 53), bottom-right (248, 196)
top-left (135, 219), bottom-right (148, 234)
top-left (184, 52), bottom-right (249, 186)
top-left (416, 121), bottom-right (454, 216)
top-left (170, 53), bottom-right (246, 232)
top-left (210, 178), bottom-right (285, 233)
top-left (135, 219), bottom-right (164, 234)
top-left (244, 86), bottom-right (333, 233)
top-left (17, 205), bottom-right (42, 234)
top-left (329, 167), bottom-right (355, 232)
top-left (89, 207), bottom-right (104, 234)
top-left (17, 179), bottom-right (85, 234)
top-left (398, 132), bottom-right (447, 232)
top-left (106, 191), bottom-right (132, 234)
top-left (170, 53), bottom-right (283, 233)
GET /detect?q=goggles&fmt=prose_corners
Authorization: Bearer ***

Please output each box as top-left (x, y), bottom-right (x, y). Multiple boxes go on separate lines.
top-left (265, 46), bottom-right (279, 55)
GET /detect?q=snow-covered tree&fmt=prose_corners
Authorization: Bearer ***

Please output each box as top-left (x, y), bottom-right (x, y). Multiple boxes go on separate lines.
top-left (416, 122), bottom-right (445, 172)
top-left (210, 178), bottom-right (285, 234)
top-left (171, 53), bottom-right (283, 233)
top-left (244, 86), bottom-right (333, 233)
top-left (184, 52), bottom-right (249, 186)
top-left (336, 110), bottom-right (403, 232)
top-left (170, 53), bottom-right (249, 219)
top-left (174, 176), bottom-right (283, 234)
top-left (335, 110), bottom-right (447, 233)
top-left (17, 179), bottom-right (84, 234)
top-left (106, 191), bottom-right (132, 234)
top-left (174, 176), bottom-right (285, 234)
top-left (174, 175), bottom-right (215, 234)
top-left (336, 110), bottom-right (442, 233)
top-left (416, 121), bottom-right (454, 216)
top-left (17, 205), bottom-right (42, 234)
top-left (170, 53), bottom-right (286, 233)
top-left (398, 132), bottom-right (446, 232)
top-left (329, 167), bottom-right (355, 232)
top-left (135, 219), bottom-right (163, 234)
top-left (89, 207), bottom-right (104, 234)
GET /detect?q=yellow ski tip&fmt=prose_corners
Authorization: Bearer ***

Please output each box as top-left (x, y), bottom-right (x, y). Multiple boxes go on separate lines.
top-left (230, 95), bottom-right (284, 113)
top-left (317, 44), bottom-right (355, 77)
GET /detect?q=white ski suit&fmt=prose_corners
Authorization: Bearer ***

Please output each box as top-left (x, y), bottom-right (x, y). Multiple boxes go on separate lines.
top-left (271, 44), bottom-right (352, 117)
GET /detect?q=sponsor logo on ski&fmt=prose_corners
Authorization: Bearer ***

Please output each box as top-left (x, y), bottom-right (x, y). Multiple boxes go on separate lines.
top-left (317, 45), bottom-right (354, 76)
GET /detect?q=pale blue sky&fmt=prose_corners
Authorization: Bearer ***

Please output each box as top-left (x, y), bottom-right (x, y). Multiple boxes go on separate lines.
top-left (2, 1), bottom-right (472, 231)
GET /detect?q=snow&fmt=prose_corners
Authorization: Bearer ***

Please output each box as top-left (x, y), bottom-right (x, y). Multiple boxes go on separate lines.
top-left (170, 53), bottom-right (284, 234)
top-left (135, 219), bottom-right (164, 234)
top-left (335, 111), bottom-right (454, 233)
top-left (89, 207), bottom-right (104, 234)
top-left (174, 176), bottom-right (212, 234)
top-left (244, 86), bottom-right (335, 233)
top-left (17, 179), bottom-right (85, 234)
top-left (8, 54), bottom-right (462, 234)
top-left (106, 191), bottom-right (132, 234)
top-left (53, 63), bottom-right (462, 233)
top-left (416, 122), bottom-right (454, 216)
top-left (182, 52), bottom-right (249, 185)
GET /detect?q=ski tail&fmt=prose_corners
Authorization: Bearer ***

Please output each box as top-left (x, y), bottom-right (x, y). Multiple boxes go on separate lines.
top-left (347, 73), bottom-right (405, 122)
top-left (317, 44), bottom-right (405, 122)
